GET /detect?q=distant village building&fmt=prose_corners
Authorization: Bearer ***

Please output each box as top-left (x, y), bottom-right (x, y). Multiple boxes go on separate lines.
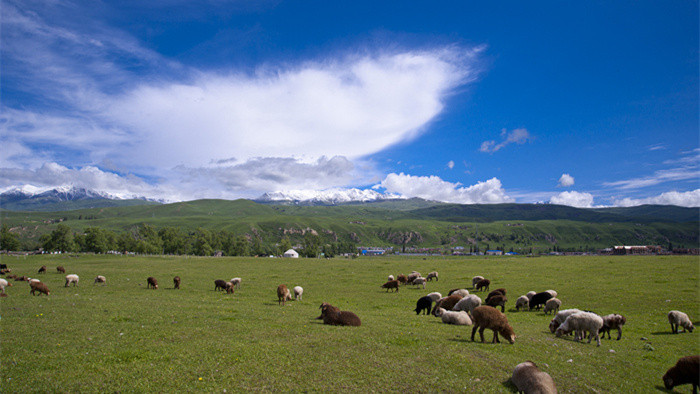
top-left (485, 250), bottom-right (503, 256)
top-left (361, 249), bottom-right (386, 256)
top-left (283, 249), bottom-right (299, 258)
top-left (613, 245), bottom-right (663, 255)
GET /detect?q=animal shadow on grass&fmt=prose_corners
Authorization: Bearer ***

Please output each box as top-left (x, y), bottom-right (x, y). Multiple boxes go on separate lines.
top-left (501, 379), bottom-right (518, 393)
top-left (654, 385), bottom-right (673, 392)
top-left (651, 331), bottom-right (675, 336)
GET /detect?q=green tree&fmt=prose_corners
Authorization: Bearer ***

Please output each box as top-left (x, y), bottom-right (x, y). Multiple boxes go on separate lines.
top-left (83, 227), bottom-right (110, 253)
top-left (191, 228), bottom-right (213, 256)
top-left (302, 232), bottom-right (319, 258)
top-left (251, 236), bottom-right (264, 256)
top-left (0, 225), bottom-right (20, 251)
top-left (230, 235), bottom-right (250, 256)
top-left (277, 236), bottom-right (292, 255)
top-left (42, 224), bottom-right (76, 252)
top-left (159, 227), bottom-right (188, 255)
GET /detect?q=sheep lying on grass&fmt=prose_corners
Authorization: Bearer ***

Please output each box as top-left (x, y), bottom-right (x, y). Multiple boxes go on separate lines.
top-left (668, 310), bottom-right (695, 334)
top-left (435, 307), bottom-right (472, 325)
top-left (64, 274), bottom-right (79, 287)
top-left (555, 312), bottom-right (603, 346)
top-left (663, 355), bottom-right (699, 393)
top-left (293, 286), bottom-right (303, 300)
top-left (543, 298), bottom-right (561, 315)
top-left (277, 284), bottom-right (292, 306)
top-left (317, 302), bottom-right (361, 326)
top-left (432, 294), bottom-right (463, 316)
top-left (511, 361), bottom-right (557, 394)
top-left (599, 314), bottom-right (626, 340)
top-left (471, 305), bottom-right (516, 344)
top-left (515, 296), bottom-right (529, 311)
top-left (453, 294), bottom-right (482, 315)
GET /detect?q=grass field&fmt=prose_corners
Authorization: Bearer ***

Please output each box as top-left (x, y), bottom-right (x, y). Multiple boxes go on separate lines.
top-left (1, 254), bottom-right (698, 392)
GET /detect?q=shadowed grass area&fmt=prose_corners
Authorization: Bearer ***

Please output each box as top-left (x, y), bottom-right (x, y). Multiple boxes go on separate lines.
top-left (1, 254), bottom-right (698, 392)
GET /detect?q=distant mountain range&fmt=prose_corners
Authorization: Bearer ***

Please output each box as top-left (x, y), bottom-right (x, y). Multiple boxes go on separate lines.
top-left (255, 188), bottom-right (404, 205)
top-left (0, 186), bottom-right (161, 211)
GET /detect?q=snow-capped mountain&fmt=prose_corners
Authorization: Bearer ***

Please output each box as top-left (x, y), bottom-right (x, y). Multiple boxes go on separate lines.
top-left (0, 185), bottom-right (162, 211)
top-left (256, 188), bottom-right (406, 205)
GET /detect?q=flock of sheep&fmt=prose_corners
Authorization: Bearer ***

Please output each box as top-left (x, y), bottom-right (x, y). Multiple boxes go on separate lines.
top-left (0, 263), bottom-right (697, 392)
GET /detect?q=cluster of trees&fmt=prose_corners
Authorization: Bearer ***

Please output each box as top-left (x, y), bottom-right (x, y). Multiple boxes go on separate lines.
top-left (18, 224), bottom-right (357, 258)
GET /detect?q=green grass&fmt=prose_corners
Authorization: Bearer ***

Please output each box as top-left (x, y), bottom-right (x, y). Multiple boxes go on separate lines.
top-left (1, 254), bottom-right (698, 392)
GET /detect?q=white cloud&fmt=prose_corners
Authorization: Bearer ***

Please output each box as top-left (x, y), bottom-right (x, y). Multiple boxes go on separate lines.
top-left (447, 160), bottom-right (455, 169)
top-left (603, 167), bottom-right (699, 190)
top-left (549, 191), bottom-right (595, 208)
top-left (558, 173), bottom-right (575, 187)
top-left (614, 189), bottom-right (700, 208)
top-left (379, 173), bottom-right (513, 204)
top-left (479, 128), bottom-right (531, 153)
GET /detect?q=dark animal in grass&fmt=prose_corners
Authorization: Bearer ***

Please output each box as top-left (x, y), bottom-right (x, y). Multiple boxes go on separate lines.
top-left (485, 288), bottom-right (506, 303)
top-left (486, 294), bottom-right (508, 313)
top-left (277, 284), bottom-right (292, 306)
top-left (475, 278), bottom-right (490, 292)
top-left (29, 281), bottom-right (50, 296)
top-left (406, 273), bottom-right (421, 283)
top-left (529, 291), bottom-right (554, 311)
top-left (318, 302), bottom-right (361, 327)
top-left (511, 361), bottom-right (557, 394)
top-left (599, 314), bottom-right (626, 340)
top-left (147, 277), bottom-right (158, 289)
top-left (663, 355), bottom-right (699, 394)
top-left (470, 306), bottom-right (516, 344)
top-left (93, 275), bottom-right (106, 285)
top-left (225, 282), bottom-right (235, 294)
top-left (214, 279), bottom-right (227, 291)
top-left (173, 276), bottom-right (181, 289)
top-left (431, 294), bottom-right (463, 316)
top-left (0, 263), bottom-right (7, 270)
top-left (15, 276), bottom-right (29, 282)
top-left (38, 265), bottom-right (47, 274)
top-left (56, 266), bottom-right (66, 274)
top-left (381, 280), bottom-right (399, 292)
top-left (396, 274), bottom-right (408, 285)
top-left (414, 296), bottom-right (433, 315)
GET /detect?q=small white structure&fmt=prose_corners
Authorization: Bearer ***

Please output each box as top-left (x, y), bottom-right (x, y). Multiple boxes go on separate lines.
top-left (283, 249), bottom-right (299, 258)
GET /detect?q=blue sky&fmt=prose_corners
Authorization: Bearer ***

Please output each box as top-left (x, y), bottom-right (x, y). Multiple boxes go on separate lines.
top-left (1, 0), bottom-right (698, 207)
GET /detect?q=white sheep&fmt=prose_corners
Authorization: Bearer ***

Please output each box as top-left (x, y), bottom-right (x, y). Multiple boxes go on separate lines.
top-left (472, 275), bottom-right (484, 288)
top-left (387, 274), bottom-right (395, 281)
top-left (452, 294), bottom-right (482, 314)
top-left (64, 274), bottom-right (79, 287)
top-left (230, 277), bottom-right (242, 289)
top-left (668, 310), bottom-right (695, 333)
top-left (515, 295), bottom-right (530, 311)
top-left (94, 275), bottom-right (106, 285)
top-left (426, 292), bottom-right (442, 303)
top-left (545, 289), bottom-right (558, 298)
top-left (525, 291), bottom-right (537, 300)
top-left (412, 277), bottom-right (427, 289)
top-left (555, 312), bottom-right (603, 346)
top-left (28, 278), bottom-right (41, 285)
top-left (293, 286), bottom-right (303, 301)
top-left (549, 309), bottom-right (583, 333)
top-left (511, 361), bottom-right (557, 394)
top-left (435, 307), bottom-right (472, 325)
top-left (543, 298), bottom-right (561, 315)
top-left (0, 278), bottom-right (11, 294)
top-left (450, 289), bottom-right (470, 298)
top-left (426, 271), bottom-right (438, 281)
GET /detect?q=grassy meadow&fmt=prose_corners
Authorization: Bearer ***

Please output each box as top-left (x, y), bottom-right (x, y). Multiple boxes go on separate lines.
top-left (1, 254), bottom-right (698, 392)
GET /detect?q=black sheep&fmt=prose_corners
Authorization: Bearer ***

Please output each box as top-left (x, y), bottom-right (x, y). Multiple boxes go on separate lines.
top-left (214, 279), bottom-right (227, 291)
top-left (529, 292), bottom-right (553, 311)
top-left (475, 279), bottom-right (490, 292)
top-left (414, 296), bottom-right (433, 315)
top-left (485, 288), bottom-right (506, 303)
top-left (486, 294), bottom-right (508, 312)
top-left (663, 355), bottom-right (699, 393)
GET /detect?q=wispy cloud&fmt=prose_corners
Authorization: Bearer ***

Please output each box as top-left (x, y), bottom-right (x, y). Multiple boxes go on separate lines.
top-left (379, 173), bottom-right (513, 204)
top-left (480, 128), bottom-right (531, 153)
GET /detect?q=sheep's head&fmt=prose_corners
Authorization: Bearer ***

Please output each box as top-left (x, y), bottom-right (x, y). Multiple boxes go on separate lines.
top-left (555, 327), bottom-right (568, 337)
top-left (549, 320), bottom-right (560, 333)
top-left (688, 324), bottom-right (695, 332)
top-left (500, 326), bottom-right (516, 344)
top-left (154, 284), bottom-right (158, 289)
top-left (434, 307), bottom-right (445, 317)
top-left (663, 374), bottom-right (674, 390)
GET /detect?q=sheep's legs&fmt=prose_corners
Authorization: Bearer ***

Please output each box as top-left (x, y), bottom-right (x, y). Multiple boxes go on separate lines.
top-left (478, 327), bottom-right (486, 343)
top-left (471, 326), bottom-right (478, 341)
top-left (616, 328), bottom-right (622, 340)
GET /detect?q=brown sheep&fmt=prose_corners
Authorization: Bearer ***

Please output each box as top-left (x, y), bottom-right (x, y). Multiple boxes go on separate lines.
top-left (486, 294), bottom-right (508, 313)
top-left (663, 355), bottom-right (699, 393)
top-left (30, 281), bottom-right (50, 296)
top-left (397, 274), bottom-right (408, 285)
top-left (471, 305), bottom-right (516, 344)
top-left (173, 276), bottom-right (181, 289)
top-left (38, 265), bottom-right (47, 274)
top-left (318, 302), bottom-right (361, 327)
top-left (225, 282), bottom-right (235, 294)
top-left (214, 279), bottom-right (227, 291)
top-left (599, 314), bottom-right (626, 340)
top-left (485, 288), bottom-right (506, 303)
top-left (475, 278), bottom-right (490, 292)
top-left (511, 361), bottom-right (557, 394)
top-left (406, 272), bottom-right (421, 283)
top-left (15, 276), bottom-right (29, 282)
top-left (380, 280), bottom-right (399, 292)
top-left (56, 266), bottom-right (66, 274)
top-left (431, 294), bottom-right (463, 316)
top-left (147, 277), bottom-right (158, 289)
top-left (277, 284), bottom-right (292, 306)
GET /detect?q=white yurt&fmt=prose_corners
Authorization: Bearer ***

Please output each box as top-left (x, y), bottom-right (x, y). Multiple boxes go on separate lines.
top-left (283, 249), bottom-right (299, 258)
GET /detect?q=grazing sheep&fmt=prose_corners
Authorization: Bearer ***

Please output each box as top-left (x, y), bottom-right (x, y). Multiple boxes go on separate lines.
top-left (147, 277), bottom-right (158, 289)
top-left (432, 294), bottom-right (463, 316)
top-left (599, 314), bottom-right (626, 340)
top-left (669, 310), bottom-right (695, 334)
top-left (381, 280), bottom-right (400, 292)
top-left (415, 296), bottom-right (433, 315)
top-left (549, 309), bottom-right (583, 333)
top-left (426, 292), bottom-right (442, 303)
top-left (38, 265), bottom-right (47, 274)
top-left (318, 302), bottom-right (361, 326)
top-left (486, 294), bottom-right (508, 312)
top-left (387, 275), bottom-right (395, 281)
top-left (486, 288), bottom-right (506, 303)
top-left (426, 271), bottom-right (438, 281)
top-left (173, 276), bottom-right (181, 289)
top-left (277, 284), bottom-right (292, 306)
top-left (5, 274), bottom-right (16, 280)
top-left (475, 279), bottom-right (490, 292)
top-left (453, 294), bottom-right (482, 314)
top-left (529, 292), bottom-right (554, 311)
top-left (94, 275), bottom-right (106, 285)
top-left (397, 274), bottom-right (408, 285)
top-left (214, 279), bottom-right (228, 291)
top-left (555, 312), bottom-right (603, 346)
top-left (448, 289), bottom-right (470, 298)
top-left (525, 291), bottom-right (537, 300)
top-left (15, 276), bottom-right (29, 281)
top-left (545, 289), bottom-right (558, 298)
top-left (0, 278), bottom-right (12, 293)
top-left (471, 275), bottom-right (484, 288)
top-left (511, 361), bottom-right (557, 394)
top-left (435, 307), bottom-right (472, 325)
top-left (64, 274), bottom-right (79, 287)
top-left (515, 296), bottom-right (530, 311)
top-left (470, 306), bottom-right (516, 344)
top-left (225, 282), bottom-right (235, 294)
top-left (230, 277), bottom-right (241, 289)
top-left (406, 272), bottom-right (421, 283)
top-left (293, 286), bottom-right (303, 300)
top-left (56, 266), bottom-right (66, 274)
top-left (30, 281), bottom-right (50, 296)
top-left (663, 355), bottom-right (699, 393)
top-left (543, 298), bottom-right (562, 315)
top-left (412, 277), bottom-right (427, 289)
